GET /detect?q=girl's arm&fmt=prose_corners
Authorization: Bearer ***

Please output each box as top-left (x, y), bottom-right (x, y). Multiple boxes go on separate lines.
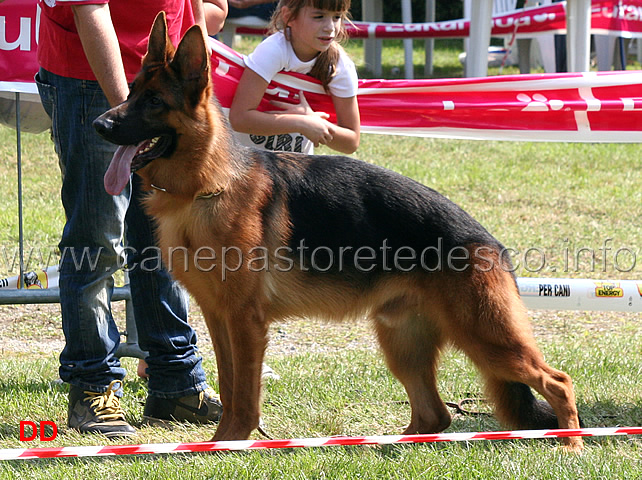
top-left (269, 92), bottom-right (360, 154)
top-left (327, 94), bottom-right (360, 154)
top-left (229, 68), bottom-right (359, 154)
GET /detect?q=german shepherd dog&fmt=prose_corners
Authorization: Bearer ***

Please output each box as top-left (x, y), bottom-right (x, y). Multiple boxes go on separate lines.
top-left (94, 13), bottom-right (583, 450)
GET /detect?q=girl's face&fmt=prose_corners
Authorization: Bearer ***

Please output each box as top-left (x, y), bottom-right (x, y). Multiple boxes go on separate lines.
top-left (285, 6), bottom-right (344, 62)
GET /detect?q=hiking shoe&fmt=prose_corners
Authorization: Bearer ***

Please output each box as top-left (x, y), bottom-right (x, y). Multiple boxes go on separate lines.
top-left (68, 380), bottom-right (136, 438)
top-left (142, 387), bottom-right (223, 425)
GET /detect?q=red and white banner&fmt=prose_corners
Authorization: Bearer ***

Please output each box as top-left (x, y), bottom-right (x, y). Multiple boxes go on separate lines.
top-left (211, 38), bottom-right (642, 142)
top-left (343, 3), bottom-right (568, 40)
top-left (5, 0), bottom-right (642, 91)
top-left (4, 0), bottom-right (642, 142)
top-left (0, 0), bottom-right (39, 93)
top-left (235, 1), bottom-right (642, 40)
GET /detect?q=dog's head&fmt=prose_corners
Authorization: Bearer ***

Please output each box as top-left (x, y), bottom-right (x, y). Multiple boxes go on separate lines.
top-left (95, 12), bottom-right (212, 195)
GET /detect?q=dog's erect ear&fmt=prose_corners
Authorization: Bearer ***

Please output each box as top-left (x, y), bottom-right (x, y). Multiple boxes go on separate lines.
top-left (144, 11), bottom-right (175, 66)
top-left (171, 25), bottom-right (210, 104)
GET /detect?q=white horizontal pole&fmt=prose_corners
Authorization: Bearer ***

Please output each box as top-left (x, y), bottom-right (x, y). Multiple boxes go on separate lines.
top-left (517, 277), bottom-right (642, 312)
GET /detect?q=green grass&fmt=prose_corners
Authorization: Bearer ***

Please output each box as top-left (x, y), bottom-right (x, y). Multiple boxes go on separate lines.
top-left (1, 335), bottom-right (642, 478)
top-left (0, 126), bottom-right (62, 268)
top-left (0, 38), bottom-right (641, 479)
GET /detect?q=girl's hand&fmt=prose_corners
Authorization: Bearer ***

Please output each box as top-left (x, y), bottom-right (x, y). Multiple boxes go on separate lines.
top-left (230, 69), bottom-right (358, 152)
top-left (300, 115), bottom-right (336, 147)
top-left (267, 91), bottom-right (335, 146)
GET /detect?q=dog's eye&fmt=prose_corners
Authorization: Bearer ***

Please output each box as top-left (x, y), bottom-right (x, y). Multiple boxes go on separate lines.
top-left (150, 96), bottom-right (163, 106)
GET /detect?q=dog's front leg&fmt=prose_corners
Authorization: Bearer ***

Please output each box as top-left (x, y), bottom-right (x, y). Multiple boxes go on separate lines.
top-left (203, 310), bottom-right (234, 436)
top-left (211, 303), bottom-right (268, 441)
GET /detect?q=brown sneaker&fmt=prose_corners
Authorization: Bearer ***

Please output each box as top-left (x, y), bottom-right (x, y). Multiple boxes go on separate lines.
top-left (68, 380), bottom-right (136, 438)
top-left (142, 387), bottom-right (223, 426)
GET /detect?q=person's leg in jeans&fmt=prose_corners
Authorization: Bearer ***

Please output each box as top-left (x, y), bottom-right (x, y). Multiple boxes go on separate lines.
top-left (36, 68), bottom-right (220, 435)
top-left (36, 68), bottom-right (135, 437)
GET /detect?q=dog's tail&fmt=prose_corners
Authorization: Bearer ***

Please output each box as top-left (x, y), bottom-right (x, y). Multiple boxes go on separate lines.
top-left (485, 380), bottom-right (560, 429)
top-left (454, 250), bottom-right (576, 431)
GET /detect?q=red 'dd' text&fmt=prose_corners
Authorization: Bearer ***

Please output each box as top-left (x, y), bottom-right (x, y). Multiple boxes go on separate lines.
top-left (19, 421), bottom-right (58, 442)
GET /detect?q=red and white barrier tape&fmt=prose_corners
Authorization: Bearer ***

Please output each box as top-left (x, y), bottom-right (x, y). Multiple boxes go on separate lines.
top-left (2, 427), bottom-right (641, 460)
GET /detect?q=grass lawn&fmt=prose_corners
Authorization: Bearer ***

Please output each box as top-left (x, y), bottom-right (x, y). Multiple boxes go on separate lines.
top-left (0, 37), bottom-right (641, 479)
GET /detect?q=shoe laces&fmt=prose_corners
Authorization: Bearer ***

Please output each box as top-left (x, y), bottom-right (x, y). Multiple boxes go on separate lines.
top-left (84, 380), bottom-right (126, 422)
top-left (198, 387), bottom-right (219, 410)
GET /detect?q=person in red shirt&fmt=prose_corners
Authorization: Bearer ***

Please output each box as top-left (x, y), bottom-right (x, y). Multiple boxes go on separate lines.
top-left (36, 0), bottom-right (227, 438)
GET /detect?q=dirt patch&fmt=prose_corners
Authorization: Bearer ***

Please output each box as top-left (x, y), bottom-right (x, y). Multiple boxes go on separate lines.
top-left (0, 300), bottom-right (379, 358)
top-left (0, 303), bottom-right (65, 356)
top-left (1, 299), bottom-right (639, 358)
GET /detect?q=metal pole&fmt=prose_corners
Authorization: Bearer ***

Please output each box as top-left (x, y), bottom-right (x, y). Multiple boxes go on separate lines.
top-left (362, 0), bottom-right (383, 77)
top-left (467, 0), bottom-right (493, 77)
top-left (15, 92), bottom-right (25, 289)
top-left (424, 0), bottom-right (435, 77)
top-left (565, 0), bottom-right (591, 72)
top-left (401, 0), bottom-right (413, 79)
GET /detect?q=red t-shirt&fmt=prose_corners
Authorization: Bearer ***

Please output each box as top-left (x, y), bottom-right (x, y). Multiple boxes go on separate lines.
top-left (37, 0), bottom-right (195, 82)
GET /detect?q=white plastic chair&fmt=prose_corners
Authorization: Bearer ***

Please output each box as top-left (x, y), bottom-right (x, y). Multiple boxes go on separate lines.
top-left (220, 16), bottom-right (270, 48)
top-left (490, 0), bottom-right (557, 74)
top-left (492, 0), bottom-right (518, 14)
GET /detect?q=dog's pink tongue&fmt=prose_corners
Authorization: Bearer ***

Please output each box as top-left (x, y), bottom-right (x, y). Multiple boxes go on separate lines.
top-left (104, 144), bottom-right (139, 195)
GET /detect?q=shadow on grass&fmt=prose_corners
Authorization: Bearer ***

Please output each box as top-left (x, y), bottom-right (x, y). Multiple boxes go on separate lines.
top-left (580, 399), bottom-right (642, 428)
top-left (0, 377), bottom-right (64, 395)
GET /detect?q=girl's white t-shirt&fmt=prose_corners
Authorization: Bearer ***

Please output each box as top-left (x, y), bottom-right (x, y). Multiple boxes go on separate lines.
top-left (234, 31), bottom-right (358, 154)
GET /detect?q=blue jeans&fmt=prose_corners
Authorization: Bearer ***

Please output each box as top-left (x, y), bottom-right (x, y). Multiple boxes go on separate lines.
top-left (36, 68), bottom-right (208, 398)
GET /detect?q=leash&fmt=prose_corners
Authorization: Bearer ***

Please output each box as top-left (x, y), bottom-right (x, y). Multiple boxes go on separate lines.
top-left (257, 418), bottom-right (273, 440)
top-left (445, 398), bottom-right (492, 417)
top-left (392, 397), bottom-right (492, 418)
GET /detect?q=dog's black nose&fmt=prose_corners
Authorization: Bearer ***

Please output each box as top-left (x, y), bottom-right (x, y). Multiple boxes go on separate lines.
top-left (92, 115), bottom-right (114, 138)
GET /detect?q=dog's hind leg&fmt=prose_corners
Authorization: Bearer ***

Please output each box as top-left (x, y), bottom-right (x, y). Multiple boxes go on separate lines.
top-left (480, 351), bottom-right (583, 452)
top-left (445, 267), bottom-right (583, 451)
top-left (479, 353), bottom-right (583, 452)
top-left (373, 302), bottom-right (451, 435)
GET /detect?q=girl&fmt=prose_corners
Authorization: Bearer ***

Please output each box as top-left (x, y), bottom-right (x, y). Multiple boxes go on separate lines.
top-left (229, 0), bottom-right (360, 154)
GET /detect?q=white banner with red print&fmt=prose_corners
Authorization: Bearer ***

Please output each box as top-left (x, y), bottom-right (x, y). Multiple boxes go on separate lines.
top-left (3, 0), bottom-right (642, 141)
